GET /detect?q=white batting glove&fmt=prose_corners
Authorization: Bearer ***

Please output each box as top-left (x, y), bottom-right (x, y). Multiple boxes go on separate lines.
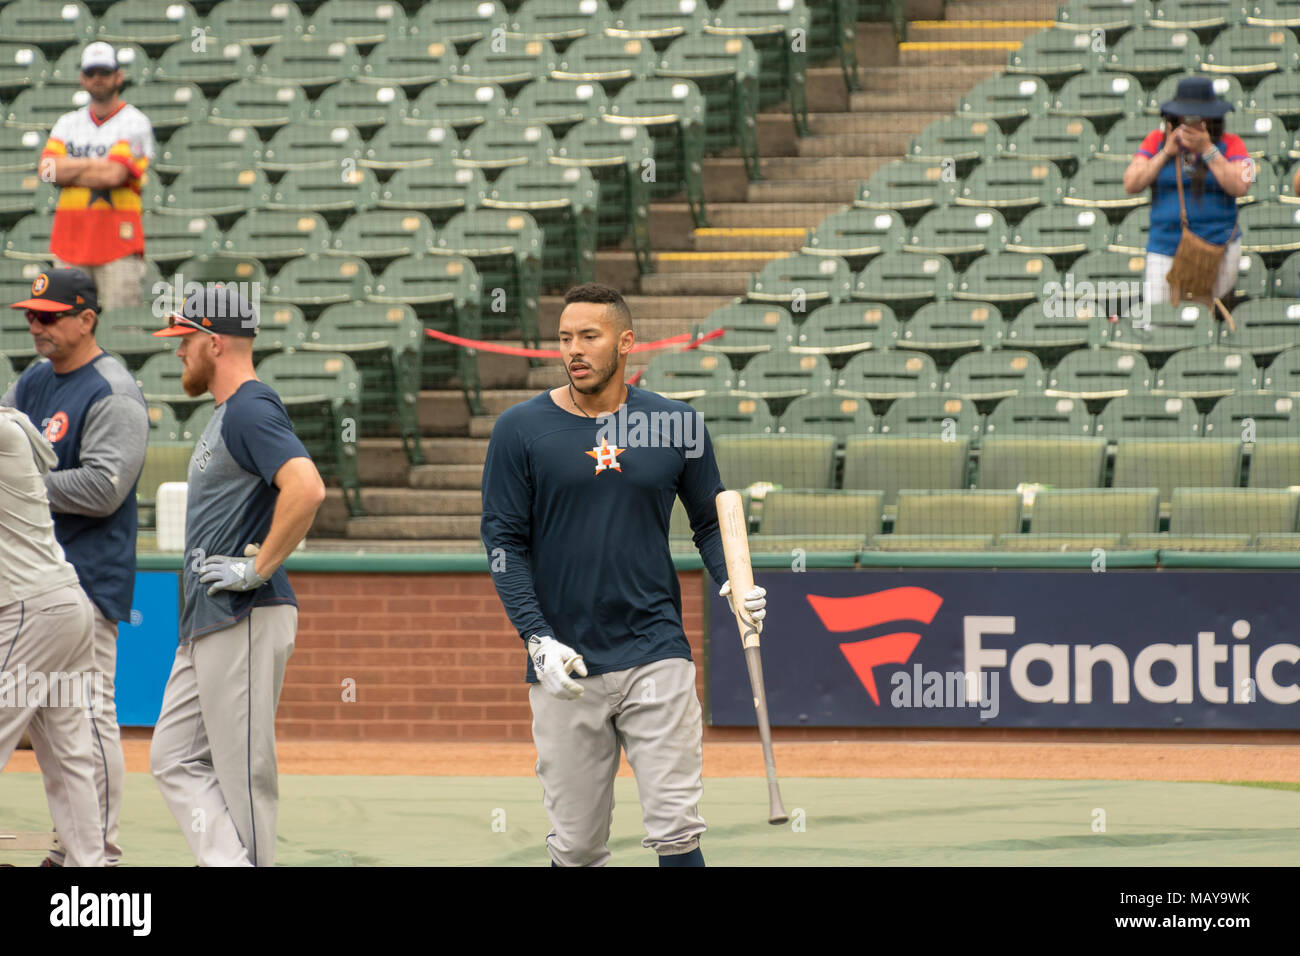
top-left (527, 634), bottom-right (588, 700)
top-left (720, 581), bottom-right (767, 634)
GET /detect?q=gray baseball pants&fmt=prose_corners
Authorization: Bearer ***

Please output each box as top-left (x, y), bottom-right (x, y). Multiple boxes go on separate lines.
top-left (150, 605), bottom-right (296, 867)
top-left (529, 656), bottom-right (706, 867)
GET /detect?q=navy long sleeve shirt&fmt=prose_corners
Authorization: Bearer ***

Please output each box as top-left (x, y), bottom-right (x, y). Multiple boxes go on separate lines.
top-left (481, 385), bottom-right (729, 681)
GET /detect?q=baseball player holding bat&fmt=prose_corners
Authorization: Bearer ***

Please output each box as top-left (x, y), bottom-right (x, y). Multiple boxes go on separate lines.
top-left (0, 406), bottom-right (105, 866)
top-left (481, 283), bottom-right (767, 867)
top-left (147, 285), bottom-right (325, 866)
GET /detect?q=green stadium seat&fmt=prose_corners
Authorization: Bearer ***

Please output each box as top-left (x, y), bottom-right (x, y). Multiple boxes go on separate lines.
top-left (604, 76), bottom-right (706, 224)
top-left (408, 0), bottom-right (508, 53)
top-left (552, 34), bottom-right (659, 92)
top-left (1005, 115), bottom-right (1099, 174)
top-left (508, 0), bottom-right (614, 50)
top-left (307, 0), bottom-right (407, 44)
top-left (1238, 202), bottom-right (1300, 262)
top-left (747, 253), bottom-right (853, 309)
top-left (732, 350), bottom-right (835, 401)
top-left (255, 36), bottom-right (361, 91)
top-left (368, 253), bottom-right (482, 410)
top-left (1167, 487), bottom-right (1300, 535)
top-left (713, 434), bottom-right (837, 490)
top-left (1005, 206), bottom-right (1110, 263)
top-left (553, 119), bottom-right (652, 268)
top-left (698, 300), bottom-right (789, 358)
top-left (182, 401), bottom-right (216, 442)
top-left (984, 394), bottom-right (1094, 436)
top-left (253, 303), bottom-right (309, 354)
top-left (48, 43), bottom-right (150, 89)
top-left (1055, 0), bottom-right (1144, 33)
top-left (455, 35), bottom-right (560, 95)
top-left (1107, 301), bottom-right (1219, 355)
top-left (256, 350), bottom-right (363, 516)
top-left (1240, 158), bottom-right (1280, 206)
top-left (1006, 28), bottom-right (1102, 86)
top-left (481, 162), bottom-right (599, 288)
top-left (905, 115), bottom-right (1005, 165)
top-left (156, 167), bottom-right (272, 219)
top-left (0, 169), bottom-right (44, 224)
top-left (137, 441), bottom-right (192, 512)
top-left (1147, 72), bottom-right (1245, 115)
top-left (639, 350), bottom-right (732, 399)
top-left (407, 80), bottom-right (511, 138)
top-left (1200, 24), bottom-right (1300, 78)
top-left (360, 122), bottom-right (459, 172)
top-left (1224, 298), bottom-right (1300, 355)
top-left (1261, 345), bottom-right (1300, 392)
top-left (144, 401), bottom-right (182, 442)
top-left (956, 252), bottom-right (1059, 305)
top-left (1004, 302), bottom-right (1108, 357)
top-left (756, 489), bottom-right (882, 542)
top-left (892, 490), bottom-right (1022, 536)
top-left (2, 214), bottom-right (51, 261)
top-left (96, 307), bottom-right (173, 371)
top-left (123, 82), bottom-right (208, 140)
top-left (787, 302), bottom-right (899, 356)
top-left (904, 207), bottom-right (1007, 264)
top-left (1245, 71), bottom-right (1300, 126)
top-left (1245, 1), bottom-right (1300, 28)
top-left (264, 253), bottom-right (374, 310)
top-left (170, 254), bottom-right (268, 292)
top-left (955, 158), bottom-right (1065, 214)
top-left (0, 0), bottom-right (95, 46)
top-left (1065, 158), bottom-right (1150, 211)
top-left (1153, 346), bottom-right (1259, 397)
top-left (801, 208), bottom-right (905, 269)
top-left (1111, 439), bottom-right (1242, 515)
top-left (330, 209), bottom-right (436, 264)
top-left (1046, 349), bottom-right (1152, 399)
top-left (360, 36), bottom-right (459, 88)
top-left (140, 212), bottom-right (220, 267)
top-left (0, 43), bottom-right (48, 97)
top-left (657, 33), bottom-right (761, 177)
top-left (1027, 487), bottom-right (1160, 535)
top-left (304, 80), bottom-right (407, 134)
top-left (431, 208), bottom-right (543, 345)
top-left (507, 78), bottom-right (611, 140)
top-left (0, 128), bottom-right (44, 173)
top-left (151, 34), bottom-right (257, 90)
top-left (778, 393), bottom-right (876, 441)
top-left (1126, 532), bottom-right (1253, 549)
top-left (458, 120), bottom-right (556, 174)
top-left (265, 166), bottom-right (382, 216)
top-left (807, 0), bottom-right (859, 91)
top-left (302, 301), bottom-right (424, 464)
top-left (870, 534), bottom-right (999, 551)
top-left (97, 0), bottom-right (199, 47)
top-left (704, 0), bottom-right (810, 133)
top-left (258, 122), bottom-right (363, 173)
top-left (1233, 250), bottom-right (1271, 298)
top-left (1100, 25), bottom-right (1202, 82)
top-left (898, 301), bottom-right (1003, 355)
top-left (1052, 72), bottom-right (1146, 124)
top-left (1247, 437), bottom-right (1300, 486)
top-left (879, 394), bottom-right (981, 438)
top-left (837, 349), bottom-right (941, 400)
top-left (996, 532), bottom-right (1125, 549)
top-left (208, 79), bottom-right (309, 131)
top-left (135, 352), bottom-right (205, 417)
top-left (957, 74), bottom-right (1053, 125)
top-left (153, 122), bottom-right (262, 175)
top-left (1146, 0), bottom-right (1242, 30)
top-left (689, 393), bottom-right (776, 437)
top-left (379, 165), bottom-right (488, 226)
top-left (1107, 205), bottom-right (1150, 253)
top-left (944, 350), bottom-right (1046, 402)
top-left (1095, 393), bottom-right (1202, 437)
top-left (219, 209), bottom-right (331, 260)
top-left (1097, 114), bottom-right (1161, 163)
top-left (977, 435), bottom-right (1108, 488)
top-left (6, 87), bottom-right (92, 132)
top-left (1069, 250), bottom-right (1147, 307)
top-left (854, 252), bottom-right (956, 314)
top-left (0, 295), bottom-right (42, 370)
top-left (209, 0), bottom-right (306, 46)
top-left (1234, 112), bottom-right (1290, 162)
top-left (606, 0), bottom-right (710, 48)
top-left (854, 160), bottom-right (958, 217)
top-left (1205, 390), bottom-right (1300, 437)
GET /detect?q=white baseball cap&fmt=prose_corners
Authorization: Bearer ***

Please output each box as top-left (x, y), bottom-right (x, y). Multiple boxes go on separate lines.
top-left (80, 42), bottom-right (118, 72)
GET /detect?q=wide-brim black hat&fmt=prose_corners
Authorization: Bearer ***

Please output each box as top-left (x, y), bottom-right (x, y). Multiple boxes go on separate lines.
top-left (1160, 76), bottom-right (1234, 118)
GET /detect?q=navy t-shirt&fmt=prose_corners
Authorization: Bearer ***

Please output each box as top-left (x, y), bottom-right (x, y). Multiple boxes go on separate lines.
top-left (481, 386), bottom-right (730, 680)
top-left (179, 379), bottom-right (310, 643)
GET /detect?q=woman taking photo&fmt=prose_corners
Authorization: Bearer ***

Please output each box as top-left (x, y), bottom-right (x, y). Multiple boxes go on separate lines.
top-left (1122, 76), bottom-right (1252, 310)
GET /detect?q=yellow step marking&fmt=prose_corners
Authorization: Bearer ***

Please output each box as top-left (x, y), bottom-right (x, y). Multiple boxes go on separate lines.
top-left (910, 20), bottom-right (1055, 28)
top-left (694, 227), bottom-right (807, 237)
top-left (657, 251), bottom-right (790, 262)
top-left (900, 40), bottom-right (1023, 51)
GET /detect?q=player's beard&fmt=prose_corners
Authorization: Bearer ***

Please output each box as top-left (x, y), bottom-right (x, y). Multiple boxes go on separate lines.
top-left (181, 343), bottom-right (215, 397)
top-left (567, 346), bottom-right (618, 396)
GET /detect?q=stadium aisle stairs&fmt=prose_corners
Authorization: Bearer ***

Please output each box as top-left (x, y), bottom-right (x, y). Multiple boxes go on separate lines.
top-left (320, 0), bottom-right (1060, 550)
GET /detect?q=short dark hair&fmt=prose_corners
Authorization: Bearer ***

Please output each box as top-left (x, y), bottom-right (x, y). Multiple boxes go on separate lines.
top-left (563, 282), bottom-right (632, 334)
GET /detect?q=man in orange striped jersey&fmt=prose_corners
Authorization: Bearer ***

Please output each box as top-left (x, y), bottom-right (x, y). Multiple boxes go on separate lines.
top-left (39, 43), bottom-right (155, 310)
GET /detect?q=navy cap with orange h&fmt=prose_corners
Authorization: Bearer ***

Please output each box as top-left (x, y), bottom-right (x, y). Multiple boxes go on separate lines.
top-left (11, 268), bottom-right (99, 314)
top-left (154, 283), bottom-right (259, 338)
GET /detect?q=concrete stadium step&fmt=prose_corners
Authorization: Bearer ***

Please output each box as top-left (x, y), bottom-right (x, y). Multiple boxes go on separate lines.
top-left (637, 271), bottom-right (751, 297)
top-left (857, 64), bottom-right (1000, 93)
top-left (848, 88), bottom-right (964, 114)
top-left (469, 415), bottom-right (497, 439)
top-left (747, 179), bottom-right (861, 204)
top-left (943, 0), bottom-right (1059, 19)
top-left (527, 360), bottom-right (653, 389)
top-left (650, 203), bottom-right (837, 250)
top-left (355, 487), bottom-right (482, 515)
top-left (408, 463), bottom-right (486, 491)
top-left (415, 390), bottom-right (471, 436)
top-left (897, 42), bottom-right (1019, 67)
top-left (309, 537), bottom-right (483, 553)
top-left (653, 250), bottom-right (788, 273)
top-left (359, 437), bottom-right (487, 471)
top-left (907, 19), bottom-right (1053, 43)
top-left (760, 156), bottom-right (890, 181)
top-left (806, 111), bottom-right (950, 135)
top-left (855, 22), bottom-right (901, 66)
top-left (540, 301), bottom-right (720, 338)
top-left (345, 515), bottom-right (481, 540)
top-left (691, 227), bottom-right (807, 253)
top-left (796, 131), bottom-right (916, 157)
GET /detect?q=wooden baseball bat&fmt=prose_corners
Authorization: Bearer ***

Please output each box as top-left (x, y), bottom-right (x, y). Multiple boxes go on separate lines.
top-left (715, 490), bottom-right (788, 825)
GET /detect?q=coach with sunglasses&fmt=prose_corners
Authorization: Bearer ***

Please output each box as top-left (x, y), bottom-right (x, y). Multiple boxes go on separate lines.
top-left (0, 267), bottom-right (148, 866)
top-left (39, 42), bottom-right (155, 310)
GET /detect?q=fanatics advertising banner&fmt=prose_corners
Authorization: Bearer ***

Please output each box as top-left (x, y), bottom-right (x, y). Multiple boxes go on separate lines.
top-left (708, 570), bottom-right (1300, 729)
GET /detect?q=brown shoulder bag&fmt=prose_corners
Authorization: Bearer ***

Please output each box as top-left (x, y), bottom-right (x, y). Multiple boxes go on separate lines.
top-left (1163, 154), bottom-right (1235, 329)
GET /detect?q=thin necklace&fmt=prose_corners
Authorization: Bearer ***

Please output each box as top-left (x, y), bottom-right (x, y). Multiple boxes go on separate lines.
top-left (569, 383), bottom-right (593, 418)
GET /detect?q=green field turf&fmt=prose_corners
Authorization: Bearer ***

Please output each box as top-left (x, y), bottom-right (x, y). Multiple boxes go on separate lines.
top-left (2, 774), bottom-right (1297, 866)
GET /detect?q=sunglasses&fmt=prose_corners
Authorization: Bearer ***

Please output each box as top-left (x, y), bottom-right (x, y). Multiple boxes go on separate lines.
top-left (167, 312), bottom-right (217, 335)
top-left (26, 308), bottom-right (78, 326)
top-left (82, 68), bottom-right (114, 78)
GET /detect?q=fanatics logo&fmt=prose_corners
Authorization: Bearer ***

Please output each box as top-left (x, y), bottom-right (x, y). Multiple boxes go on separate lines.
top-left (585, 437), bottom-right (624, 475)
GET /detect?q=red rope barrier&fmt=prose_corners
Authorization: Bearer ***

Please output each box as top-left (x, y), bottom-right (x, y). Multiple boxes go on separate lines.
top-left (423, 326), bottom-right (725, 358)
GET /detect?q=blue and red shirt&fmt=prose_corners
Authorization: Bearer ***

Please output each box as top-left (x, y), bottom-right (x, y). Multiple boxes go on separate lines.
top-left (1136, 129), bottom-right (1249, 256)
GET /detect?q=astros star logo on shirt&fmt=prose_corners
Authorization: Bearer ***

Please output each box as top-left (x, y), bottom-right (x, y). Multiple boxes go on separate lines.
top-left (585, 437), bottom-right (625, 475)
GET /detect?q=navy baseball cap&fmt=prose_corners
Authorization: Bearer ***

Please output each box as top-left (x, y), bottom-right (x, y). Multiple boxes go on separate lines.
top-left (154, 283), bottom-right (259, 337)
top-left (10, 268), bottom-right (99, 313)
